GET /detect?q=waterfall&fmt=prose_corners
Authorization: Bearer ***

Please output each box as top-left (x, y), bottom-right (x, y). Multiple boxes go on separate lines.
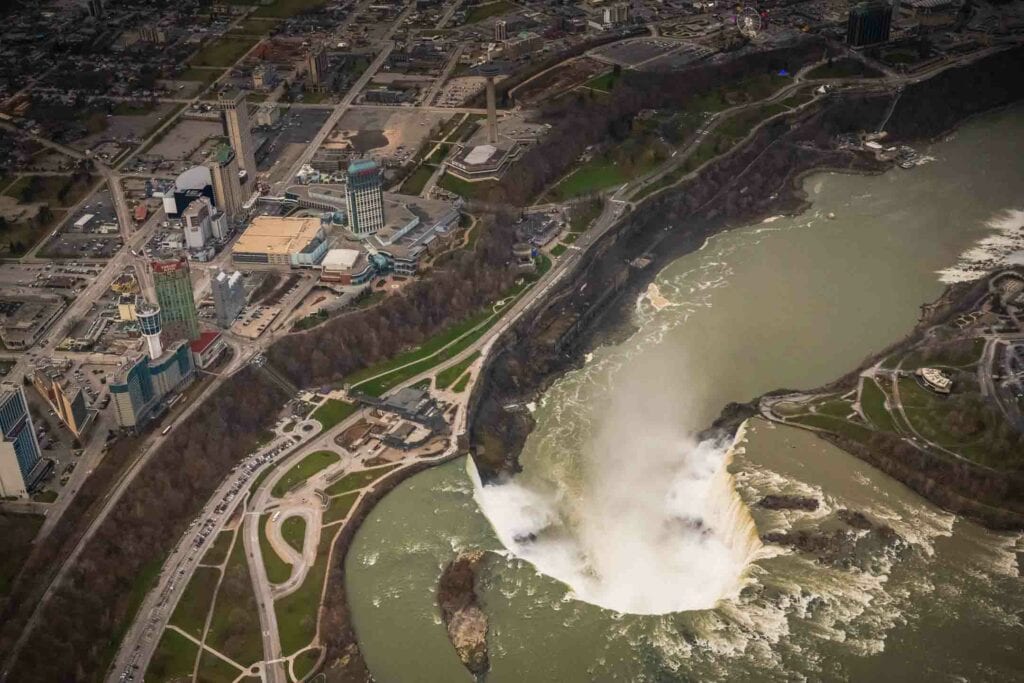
top-left (469, 420), bottom-right (763, 616)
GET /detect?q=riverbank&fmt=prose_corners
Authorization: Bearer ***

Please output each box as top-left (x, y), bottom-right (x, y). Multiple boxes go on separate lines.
top-left (753, 267), bottom-right (1024, 531)
top-left (468, 45), bottom-right (1024, 483)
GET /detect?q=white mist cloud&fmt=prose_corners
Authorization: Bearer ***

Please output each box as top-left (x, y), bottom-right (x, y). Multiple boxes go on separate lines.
top-left (471, 352), bottom-right (761, 615)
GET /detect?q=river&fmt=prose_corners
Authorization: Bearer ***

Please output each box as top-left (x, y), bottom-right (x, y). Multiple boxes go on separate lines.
top-left (345, 105), bottom-right (1024, 682)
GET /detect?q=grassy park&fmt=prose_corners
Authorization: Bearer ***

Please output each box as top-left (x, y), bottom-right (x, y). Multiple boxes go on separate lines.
top-left (191, 35), bottom-right (261, 68)
top-left (324, 465), bottom-right (398, 497)
top-left (148, 629), bottom-right (199, 682)
top-left (169, 567), bottom-right (220, 638)
top-left (204, 533), bottom-right (264, 666)
top-left (322, 491), bottom-right (360, 524)
top-left (310, 399), bottom-right (357, 430)
top-left (435, 352), bottom-right (479, 390)
top-left (282, 516), bottom-right (306, 554)
top-left (259, 515), bottom-right (293, 584)
top-left (272, 450), bottom-right (341, 497)
top-left (274, 533), bottom-right (334, 655)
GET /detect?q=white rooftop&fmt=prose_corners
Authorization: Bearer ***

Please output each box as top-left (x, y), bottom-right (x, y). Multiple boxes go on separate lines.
top-left (464, 144), bottom-right (497, 165)
top-left (322, 248), bottom-right (361, 270)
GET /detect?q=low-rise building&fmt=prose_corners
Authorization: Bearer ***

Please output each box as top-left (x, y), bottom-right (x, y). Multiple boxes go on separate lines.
top-left (0, 295), bottom-right (66, 351)
top-left (320, 248), bottom-right (378, 285)
top-left (190, 330), bottom-right (227, 369)
top-left (916, 367), bottom-right (953, 394)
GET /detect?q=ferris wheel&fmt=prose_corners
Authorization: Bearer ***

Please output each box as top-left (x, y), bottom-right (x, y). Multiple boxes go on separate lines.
top-left (736, 4), bottom-right (763, 38)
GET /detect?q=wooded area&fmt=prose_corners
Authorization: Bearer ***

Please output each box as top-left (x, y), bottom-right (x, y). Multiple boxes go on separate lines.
top-left (5, 369), bottom-right (287, 682)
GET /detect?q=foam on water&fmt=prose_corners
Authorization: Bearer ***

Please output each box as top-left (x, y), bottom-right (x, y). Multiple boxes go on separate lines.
top-left (938, 208), bottom-right (1024, 283)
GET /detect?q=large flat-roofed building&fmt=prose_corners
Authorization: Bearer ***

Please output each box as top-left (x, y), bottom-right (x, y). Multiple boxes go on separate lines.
top-left (31, 364), bottom-right (95, 440)
top-left (0, 384), bottom-right (46, 498)
top-left (346, 159), bottom-right (385, 237)
top-left (232, 215), bottom-right (329, 268)
top-left (0, 294), bottom-right (66, 351)
top-left (110, 341), bottom-right (196, 431)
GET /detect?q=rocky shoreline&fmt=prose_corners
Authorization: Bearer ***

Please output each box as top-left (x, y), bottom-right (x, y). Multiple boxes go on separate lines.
top-left (437, 551), bottom-right (490, 679)
top-left (468, 46), bottom-right (1024, 484)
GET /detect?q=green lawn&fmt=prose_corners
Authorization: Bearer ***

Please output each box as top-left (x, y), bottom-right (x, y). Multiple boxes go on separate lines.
top-left (570, 198), bottom-right (603, 233)
top-left (551, 243), bottom-right (568, 257)
top-left (427, 143), bottom-right (453, 165)
top-left (191, 35), bottom-right (261, 67)
top-left (148, 629), bottom-right (199, 682)
top-left (259, 515), bottom-right (293, 584)
top-left (281, 516), bottom-right (306, 555)
top-left (584, 70), bottom-right (620, 93)
top-left (169, 567), bottom-right (220, 638)
top-left (464, 0), bottom-right (516, 23)
top-left (324, 465), bottom-right (398, 497)
top-left (549, 159), bottom-right (629, 201)
top-left (902, 338), bottom-right (986, 370)
top-left (292, 647), bottom-right (321, 680)
top-left (195, 651), bottom-right (243, 683)
top-left (272, 450), bottom-right (341, 497)
top-left (201, 530), bottom-right (234, 566)
top-left (275, 532), bottom-right (335, 655)
top-left (322, 491), bottom-right (360, 524)
top-left (310, 400), bottom-right (357, 431)
top-left (861, 378), bottom-right (898, 433)
top-left (437, 173), bottom-right (496, 200)
top-left (788, 413), bottom-right (874, 442)
top-left (451, 372), bottom-right (472, 393)
top-left (205, 534), bottom-right (264, 667)
top-left (399, 165), bottom-right (436, 195)
top-left (812, 397), bottom-right (853, 418)
top-left (452, 114), bottom-right (483, 142)
top-left (346, 309), bottom-right (492, 388)
top-left (435, 352), bottom-right (479, 390)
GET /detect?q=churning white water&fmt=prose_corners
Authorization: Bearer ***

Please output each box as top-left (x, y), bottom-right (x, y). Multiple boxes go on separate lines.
top-left (938, 208), bottom-right (1024, 283)
top-left (471, 377), bottom-right (762, 615)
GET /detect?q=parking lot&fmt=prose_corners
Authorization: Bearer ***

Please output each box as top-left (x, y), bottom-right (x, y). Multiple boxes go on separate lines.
top-left (39, 188), bottom-right (124, 259)
top-left (591, 38), bottom-right (687, 67)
